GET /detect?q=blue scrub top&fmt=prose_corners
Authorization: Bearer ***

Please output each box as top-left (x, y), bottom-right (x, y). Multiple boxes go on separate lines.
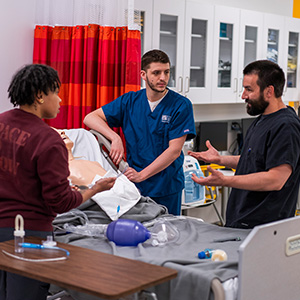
top-left (102, 89), bottom-right (196, 197)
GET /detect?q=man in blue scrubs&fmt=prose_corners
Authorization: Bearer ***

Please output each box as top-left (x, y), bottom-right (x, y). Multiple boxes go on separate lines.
top-left (189, 60), bottom-right (300, 228)
top-left (84, 50), bottom-right (196, 215)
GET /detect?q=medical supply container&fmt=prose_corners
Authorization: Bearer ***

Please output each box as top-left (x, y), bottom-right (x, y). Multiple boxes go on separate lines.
top-left (182, 155), bottom-right (205, 205)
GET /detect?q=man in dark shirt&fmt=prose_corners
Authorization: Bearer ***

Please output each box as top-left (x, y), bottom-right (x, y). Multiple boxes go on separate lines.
top-left (189, 60), bottom-right (300, 229)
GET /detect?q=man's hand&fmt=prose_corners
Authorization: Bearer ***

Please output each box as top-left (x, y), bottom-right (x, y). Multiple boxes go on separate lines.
top-left (188, 140), bottom-right (220, 164)
top-left (124, 167), bottom-right (144, 183)
top-left (191, 166), bottom-right (225, 187)
top-left (110, 136), bottom-right (124, 165)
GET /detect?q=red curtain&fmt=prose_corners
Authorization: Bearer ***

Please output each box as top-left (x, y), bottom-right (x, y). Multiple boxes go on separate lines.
top-left (33, 24), bottom-right (141, 129)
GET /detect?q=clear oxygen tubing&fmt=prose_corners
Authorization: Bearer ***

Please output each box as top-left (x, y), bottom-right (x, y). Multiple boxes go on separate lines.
top-left (2, 249), bottom-right (69, 262)
top-left (56, 212), bottom-right (180, 247)
top-left (2, 236), bottom-right (70, 262)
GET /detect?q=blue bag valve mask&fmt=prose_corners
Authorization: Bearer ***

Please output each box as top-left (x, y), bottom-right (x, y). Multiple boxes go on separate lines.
top-left (106, 219), bottom-right (151, 246)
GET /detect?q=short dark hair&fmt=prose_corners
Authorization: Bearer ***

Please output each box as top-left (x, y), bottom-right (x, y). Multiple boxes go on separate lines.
top-left (141, 49), bottom-right (170, 71)
top-left (243, 60), bottom-right (285, 98)
top-left (8, 64), bottom-right (61, 107)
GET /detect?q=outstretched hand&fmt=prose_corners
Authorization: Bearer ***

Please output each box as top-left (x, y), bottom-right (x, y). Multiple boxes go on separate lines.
top-left (191, 166), bottom-right (225, 187)
top-left (80, 177), bottom-right (116, 203)
top-left (188, 140), bottom-right (220, 164)
top-left (92, 177), bottom-right (116, 193)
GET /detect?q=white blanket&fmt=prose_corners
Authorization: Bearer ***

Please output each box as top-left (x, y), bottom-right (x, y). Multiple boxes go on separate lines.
top-left (90, 170), bottom-right (141, 220)
top-left (63, 129), bottom-right (140, 219)
top-left (64, 128), bottom-right (112, 171)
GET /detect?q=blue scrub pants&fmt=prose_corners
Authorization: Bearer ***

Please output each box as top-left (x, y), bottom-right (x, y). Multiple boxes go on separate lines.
top-left (151, 191), bottom-right (182, 215)
top-left (0, 228), bottom-right (52, 300)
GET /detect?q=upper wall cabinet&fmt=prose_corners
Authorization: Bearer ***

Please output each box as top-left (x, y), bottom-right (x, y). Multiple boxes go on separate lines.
top-left (283, 17), bottom-right (300, 102)
top-left (263, 13), bottom-right (285, 68)
top-left (152, 0), bottom-right (214, 103)
top-left (134, 0), bottom-right (153, 55)
top-left (135, 1), bottom-right (300, 103)
top-left (152, 0), bottom-right (185, 90)
top-left (183, 2), bottom-right (214, 103)
top-left (236, 9), bottom-right (264, 103)
top-left (211, 6), bottom-right (240, 103)
top-left (211, 6), bottom-right (264, 103)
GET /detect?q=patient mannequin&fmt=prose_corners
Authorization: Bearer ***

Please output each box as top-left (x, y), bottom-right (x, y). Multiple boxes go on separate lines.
top-left (54, 129), bottom-right (107, 186)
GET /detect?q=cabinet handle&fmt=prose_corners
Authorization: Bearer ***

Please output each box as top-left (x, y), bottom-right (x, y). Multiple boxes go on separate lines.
top-left (234, 78), bottom-right (238, 93)
top-left (239, 78), bottom-right (243, 93)
top-left (178, 76), bottom-right (183, 93)
top-left (185, 76), bottom-right (190, 94)
top-left (238, 78), bottom-right (243, 97)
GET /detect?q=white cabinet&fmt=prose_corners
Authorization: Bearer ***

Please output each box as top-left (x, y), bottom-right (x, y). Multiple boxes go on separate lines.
top-left (135, 1), bottom-right (300, 103)
top-left (236, 9), bottom-right (264, 103)
top-left (152, 0), bottom-right (185, 90)
top-left (183, 2), bottom-right (214, 103)
top-left (134, 0), bottom-right (153, 55)
top-left (152, 0), bottom-right (214, 103)
top-left (211, 6), bottom-right (240, 103)
top-left (211, 6), bottom-right (264, 103)
top-left (263, 13), bottom-right (285, 67)
top-left (283, 17), bottom-right (300, 101)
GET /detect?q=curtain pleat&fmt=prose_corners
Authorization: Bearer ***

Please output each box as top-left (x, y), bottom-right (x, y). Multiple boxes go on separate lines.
top-left (33, 24), bottom-right (141, 129)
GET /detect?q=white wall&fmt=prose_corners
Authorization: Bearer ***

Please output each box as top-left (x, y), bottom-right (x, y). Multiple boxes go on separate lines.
top-left (0, 0), bottom-right (295, 113)
top-left (192, 0), bottom-right (293, 16)
top-left (0, 0), bottom-right (36, 112)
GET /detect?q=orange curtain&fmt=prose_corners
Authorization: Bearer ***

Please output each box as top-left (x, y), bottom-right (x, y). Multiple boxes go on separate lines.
top-left (33, 24), bottom-right (141, 129)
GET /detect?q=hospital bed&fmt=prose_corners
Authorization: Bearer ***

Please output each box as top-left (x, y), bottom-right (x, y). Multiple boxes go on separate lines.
top-left (49, 128), bottom-right (300, 300)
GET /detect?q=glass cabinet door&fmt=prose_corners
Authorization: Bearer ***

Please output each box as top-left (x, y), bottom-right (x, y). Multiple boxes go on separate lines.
top-left (287, 32), bottom-right (299, 88)
top-left (189, 19), bottom-right (207, 88)
top-left (267, 29), bottom-right (279, 63)
top-left (134, 0), bottom-right (153, 89)
top-left (263, 13), bottom-right (285, 68)
top-left (244, 26), bottom-right (258, 67)
top-left (183, 2), bottom-right (214, 103)
top-left (160, 14), bottom-right (178, 87)
top-left (236, 10), bottom-right (264, 103)
top-left (152, 0), bottom-right (185, 92)
top-left (212, 6), bottom-right (240, 103)
top-left (218, 23), bottom-right (233, 88)
top-left (283, 17), bottom-right (300, 101)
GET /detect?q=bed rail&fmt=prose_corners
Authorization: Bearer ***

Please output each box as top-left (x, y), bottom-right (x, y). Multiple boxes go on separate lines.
top-left (90, 129), bottom-right (129, 173)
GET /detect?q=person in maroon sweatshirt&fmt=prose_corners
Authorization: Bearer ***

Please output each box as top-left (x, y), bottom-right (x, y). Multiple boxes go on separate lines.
top-left (0, 64), bottom-right (115, 300)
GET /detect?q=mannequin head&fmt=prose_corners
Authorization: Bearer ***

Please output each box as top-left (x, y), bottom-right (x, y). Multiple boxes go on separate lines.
top-left (52, 128), bottom-right (74, 154)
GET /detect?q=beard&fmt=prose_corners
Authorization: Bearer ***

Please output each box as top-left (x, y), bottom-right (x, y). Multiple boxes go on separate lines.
top-left (246, 93), bottom-right (269, 116)
top-left (145, 75), bottom-right (166, 93)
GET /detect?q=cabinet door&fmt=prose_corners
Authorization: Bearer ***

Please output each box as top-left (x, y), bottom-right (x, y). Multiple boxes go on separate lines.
top-left (153, 0), bottom-right (185, 92)
top-left (211, 6), bottom-right (240, 103)
top-left (236, 9), bottom-right (264, 103)
top-left (263, 13), bottom-right (285, 67)
top-left (283, 17), bottom-right (300, 102)
top-left (134, 0), bottom-right (153, 89)
top-left (183, 2), bottom-right (214, 104)
top-left (134, 0), bottom-right (153, 55)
